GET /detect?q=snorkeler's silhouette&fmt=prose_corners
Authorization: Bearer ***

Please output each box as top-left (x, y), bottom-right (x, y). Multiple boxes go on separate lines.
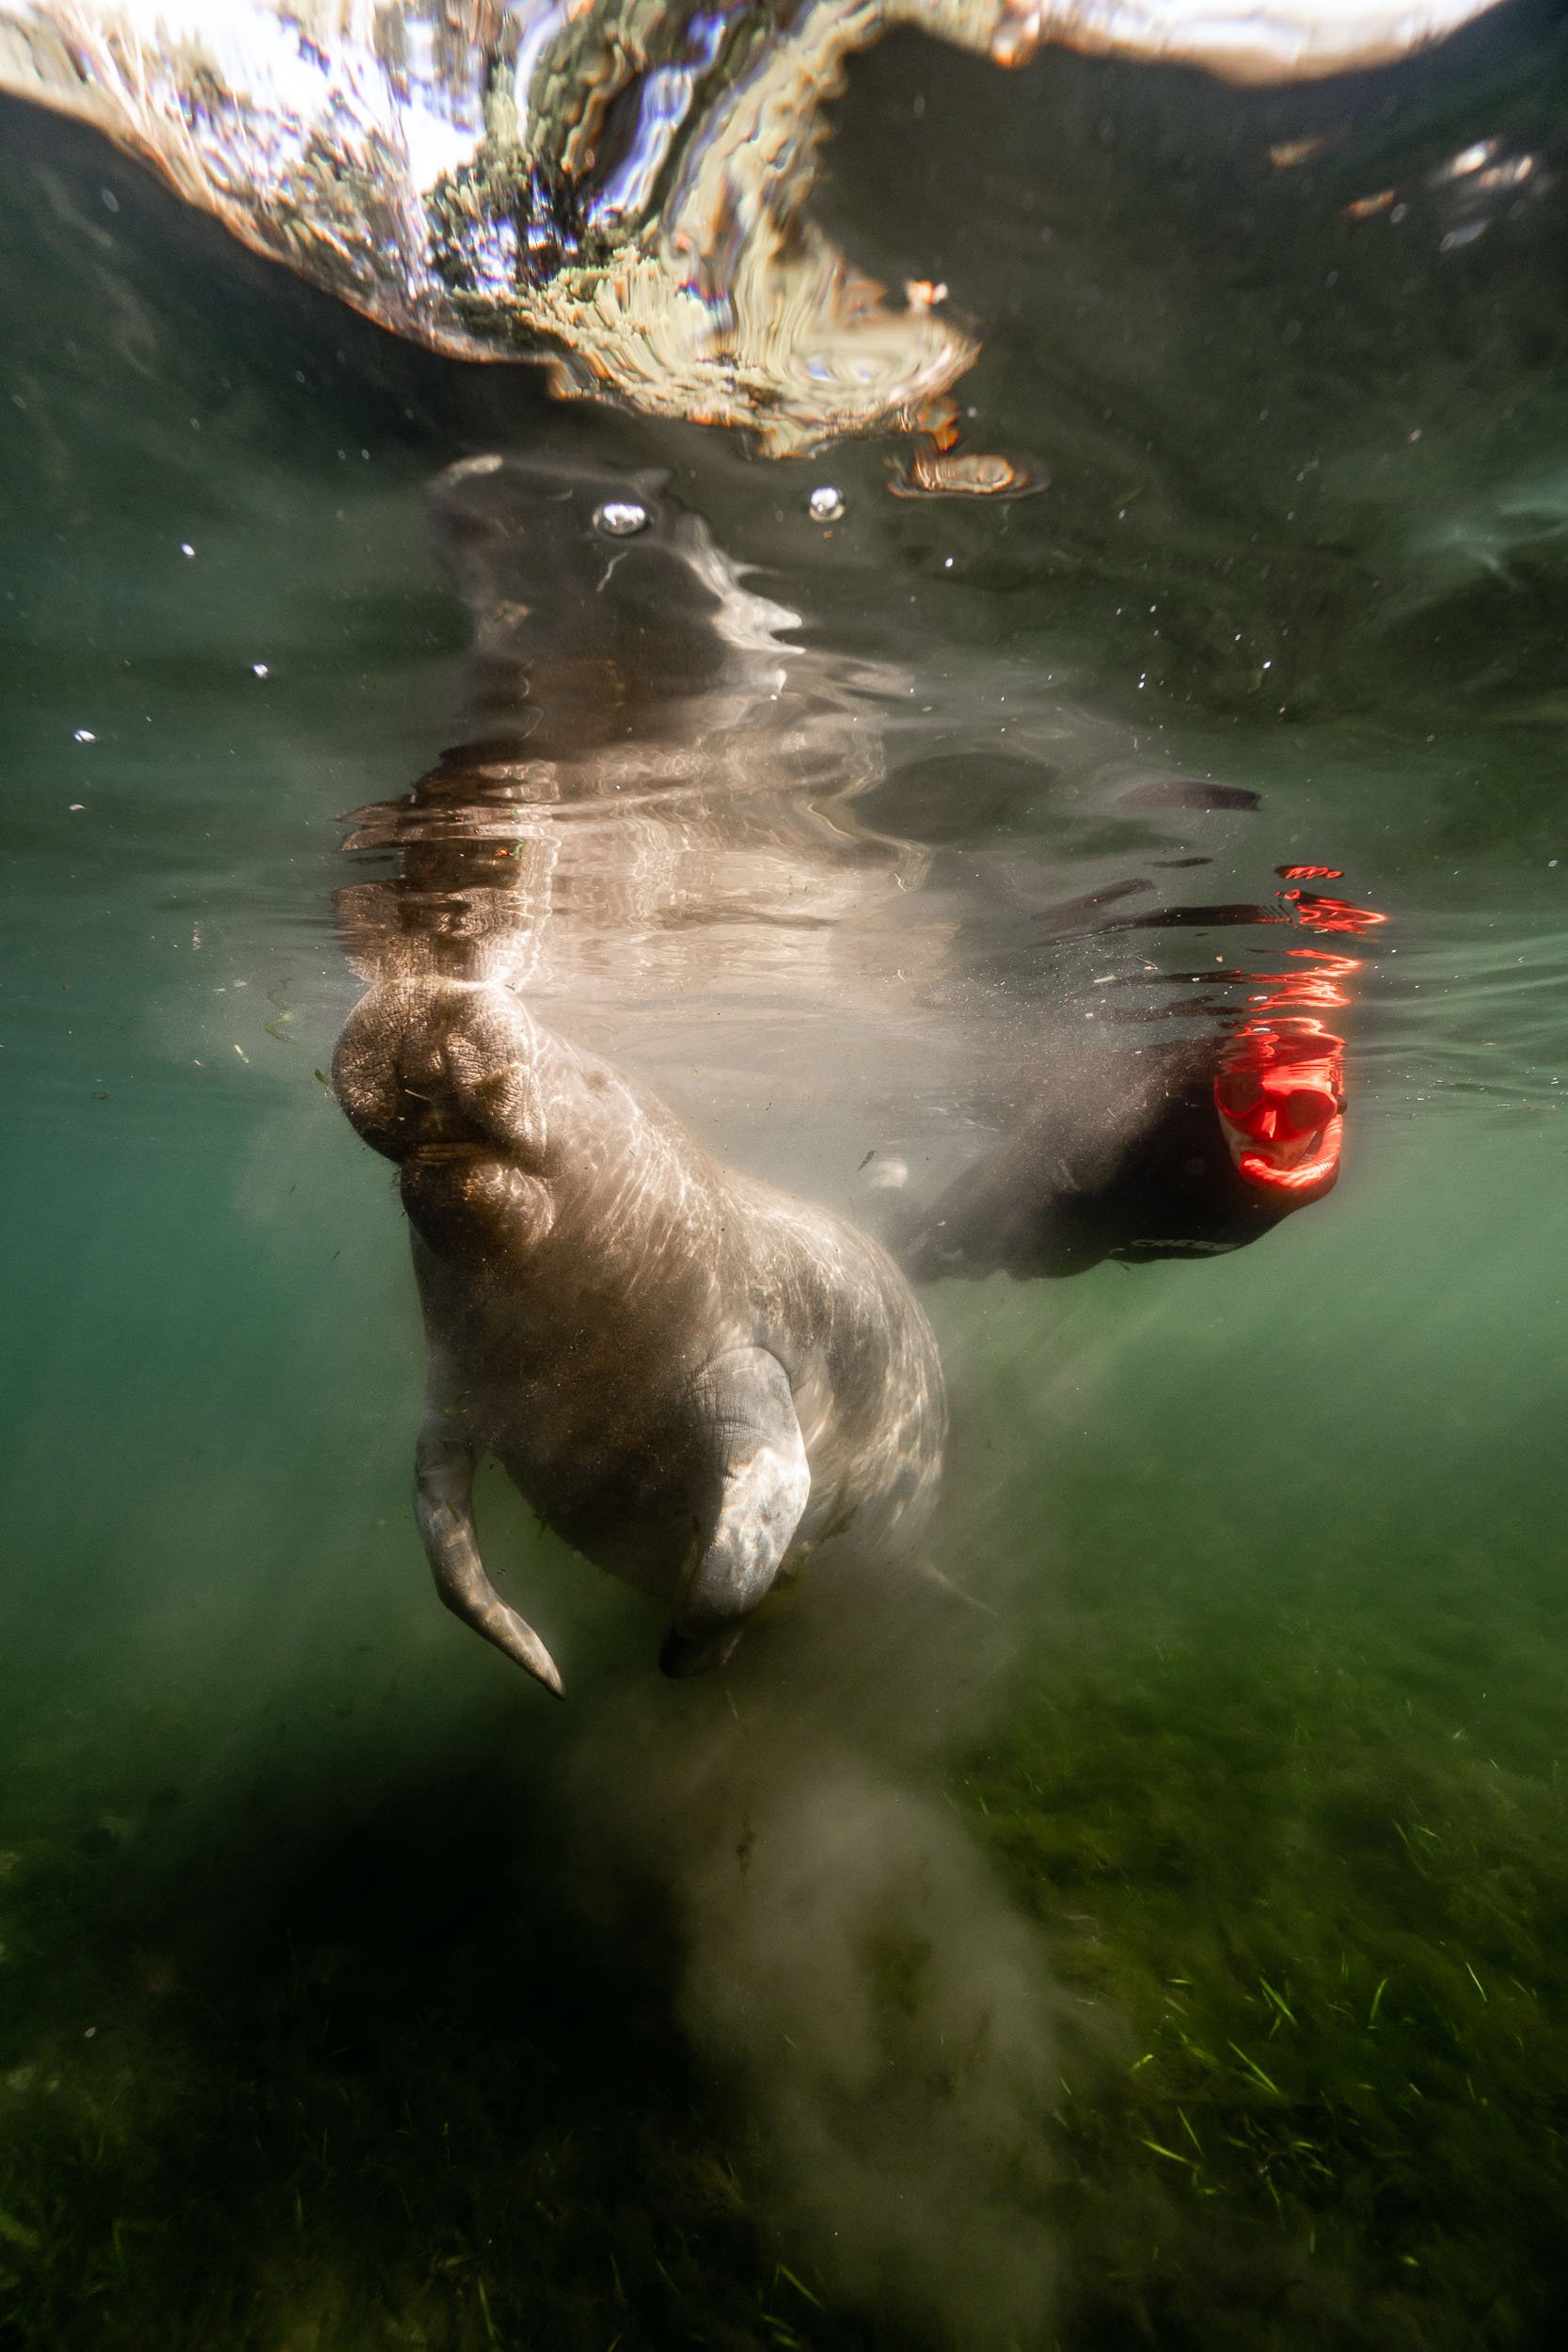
top-left (895, 1025), bottom-right (1348, 1280)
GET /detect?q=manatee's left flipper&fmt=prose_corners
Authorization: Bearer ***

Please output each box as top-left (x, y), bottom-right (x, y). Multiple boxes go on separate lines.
top-left (660, 1348), bottom-right (811, 1679)
top-left (415, 1416), bottom-right (565, 1699)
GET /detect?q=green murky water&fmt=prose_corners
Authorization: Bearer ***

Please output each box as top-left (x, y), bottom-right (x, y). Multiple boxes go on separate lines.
top-left (5, 13), bottom-right (1568, 2349)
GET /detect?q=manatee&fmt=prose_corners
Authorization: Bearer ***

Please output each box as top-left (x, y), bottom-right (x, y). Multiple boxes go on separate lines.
top-left (333, 972), bottom-right (945, 1697)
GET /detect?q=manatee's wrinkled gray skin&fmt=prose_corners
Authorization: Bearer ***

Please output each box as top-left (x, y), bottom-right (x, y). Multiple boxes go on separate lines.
top-left (333, 973), bottom-right (945, 1696)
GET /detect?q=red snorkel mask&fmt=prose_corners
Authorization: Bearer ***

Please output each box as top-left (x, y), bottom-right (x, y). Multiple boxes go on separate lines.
top-left (1211, 869), bottom-right (1383, 1201)
top-left (1214, 1040), bottom-right (1346, 1197)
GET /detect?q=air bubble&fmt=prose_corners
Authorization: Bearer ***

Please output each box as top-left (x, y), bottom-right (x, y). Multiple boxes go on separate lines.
top-left (594, 500), bottom-right (649, 537)
top-left (808, 485), bottom-right (846, 522)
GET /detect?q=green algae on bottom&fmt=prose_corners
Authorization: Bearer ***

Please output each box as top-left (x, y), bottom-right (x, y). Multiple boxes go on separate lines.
top-left (6, 1525), bottom-right (1568, 2352)
top-left (962, 1594), bottom-right (1568, 2351)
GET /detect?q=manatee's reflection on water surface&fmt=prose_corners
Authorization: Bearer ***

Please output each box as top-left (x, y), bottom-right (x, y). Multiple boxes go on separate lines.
top-left (341, 453), bottom-right (1369, 1223)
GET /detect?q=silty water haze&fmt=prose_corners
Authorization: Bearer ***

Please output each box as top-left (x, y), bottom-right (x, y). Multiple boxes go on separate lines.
top-left (4, 3), bottom-right (1568, 2347)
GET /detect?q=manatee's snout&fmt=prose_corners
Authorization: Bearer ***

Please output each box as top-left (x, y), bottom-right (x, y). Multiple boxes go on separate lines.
top-left (333, 977), bottom-right (547, 1163)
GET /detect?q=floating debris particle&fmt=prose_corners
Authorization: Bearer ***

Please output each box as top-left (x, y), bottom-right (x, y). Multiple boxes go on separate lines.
top-left (888, 447), bottom-right (1048, 500)
top-left (264, 982), bottom-right (297, 1042)
top-left (1268, 135), bottom-right (1338, 168)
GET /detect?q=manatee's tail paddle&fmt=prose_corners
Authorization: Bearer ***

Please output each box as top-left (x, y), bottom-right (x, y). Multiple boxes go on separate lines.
top-left (414, 1417), bottom-right (565, 1699)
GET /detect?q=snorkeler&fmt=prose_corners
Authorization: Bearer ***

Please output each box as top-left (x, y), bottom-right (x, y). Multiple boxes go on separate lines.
top-left (894, 1025), bottom-right (1348, 1279)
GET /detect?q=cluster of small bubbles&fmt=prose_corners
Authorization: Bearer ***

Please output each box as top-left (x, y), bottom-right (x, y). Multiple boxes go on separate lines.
top-left (808, 485), bottom-right (846, 523)
top-left (594, 499), bottom-right (649, 538)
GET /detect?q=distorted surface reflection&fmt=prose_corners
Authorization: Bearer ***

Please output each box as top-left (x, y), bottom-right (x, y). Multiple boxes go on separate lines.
top-left (0, 0), bottom-right (1509, 455)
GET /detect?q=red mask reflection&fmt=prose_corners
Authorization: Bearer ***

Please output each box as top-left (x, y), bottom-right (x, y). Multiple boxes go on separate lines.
top-left (1214, 882), bottom-right (1386, 1197)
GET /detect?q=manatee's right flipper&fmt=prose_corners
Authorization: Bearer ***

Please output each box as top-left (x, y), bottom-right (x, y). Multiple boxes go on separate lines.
top-left (660, 1348), bottom-right (812, 1679)
top-left (415, 1413), bottom-right (564, 1699)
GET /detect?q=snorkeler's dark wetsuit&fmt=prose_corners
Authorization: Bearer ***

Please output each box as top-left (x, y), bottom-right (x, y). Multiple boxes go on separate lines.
top-left (895, 1031), bottom-right (1345, 1280)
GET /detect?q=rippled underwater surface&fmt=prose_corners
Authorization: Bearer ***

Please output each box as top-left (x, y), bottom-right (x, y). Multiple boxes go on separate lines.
top-left (6, 13), bottom-right (1568, 2349)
